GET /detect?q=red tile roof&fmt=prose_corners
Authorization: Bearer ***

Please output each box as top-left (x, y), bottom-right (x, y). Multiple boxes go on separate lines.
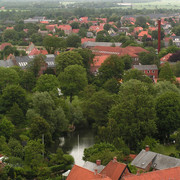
top-left (91, 46), bottom-right (148, 58)
top-left (92, 55), bottom-right (110, 67)
top-left (89, 25), bottom-right (104, 32)
top-left (100, 160), bottom-right (130, 180)
top-left (134, 27), bottom-right (143, 32)
top-left (0, 43), bottom-right (12, 51)
top-left (171, 33), bottom-right (176, 36)
top-left (28, 48), bottom-right (48, 56)
top-left (138, 31), bottom-right (152, 38)
top-left (123, 166), bottom-right (180, 180)
top-left (81, 37), bottom-right (95, 44)
top-left (58, 24), bottom-right (72, 31)
top-left (23, 29), bottom-right (28, 33)
top-left (46, 24), bottom-right (57, 31)
top-left (148, 27), bottom-right (157, 31)
top-left (176, 77), bottom-right (180, 83)
top-left (40, 21), bottom-right (49, 24)
top-left (67, 165), bottom-right (111, 180)
top-left (72, 29), bottom-right (80, 33)
top-left (6, 27), bottom-right (14, 30)
top-left (160, 53), bottom-right (173, 62)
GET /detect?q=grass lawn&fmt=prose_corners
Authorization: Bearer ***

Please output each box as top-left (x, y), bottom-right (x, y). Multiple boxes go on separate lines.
top-left (152, 143), bottom-right (179, 156)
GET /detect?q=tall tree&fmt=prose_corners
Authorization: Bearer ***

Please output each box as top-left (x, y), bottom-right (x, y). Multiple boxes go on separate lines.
top-left (109, 80), bottom-right (157, 150)
top-left (156, 92), bottom-right (180, 142)
top-left (27, 54), bottom-right (46, 77)
top-left (34, 74), bottom-right (59, 92)
top-left (98, 55), bottom-right (124, 83)
top-left (66, 34), bottom-right (81, 48)
top-left (58, 65), bottom-right (88, 102)
top-left (159, 62), bottom-right (176, 82)
top-left (55, 51), bottom-right (83, 74)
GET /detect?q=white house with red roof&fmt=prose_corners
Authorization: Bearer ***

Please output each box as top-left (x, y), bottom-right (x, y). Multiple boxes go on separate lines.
top-left (58, 25), bottom-right (72, 35)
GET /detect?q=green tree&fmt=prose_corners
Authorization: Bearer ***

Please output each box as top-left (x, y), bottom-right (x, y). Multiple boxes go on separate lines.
top-left (34, 74), bottom-right (59, 92)
top-left (58, 65), bottom-right (88, 102)
top-left (104, 24), bottom-right (112, 31)
top-left (55, 51), bottom-right (83, 74)
top-left (82, 90), bottom-right (115, 126)
top-left (24, 139), bottom-right (44, 168)
top-left (159, 62), bottom-right (176, 82)
top-left (0, 67), bottom-right (19, 92)
top-left (156, 92), bottom-right (180, 142)
top-left (154, 81), bottom-right (180, 95)
top-left (27, 54), bottom-right (46, 77)
top-left (66, 34), bottom-right (81, 48)
top-left (152, 30), bottom-right (165, 40)
top-left (139, 52), bottom-right (159, 65)
top-left (6, 103), bottom-right (25, 127)
top-left (20, 70), bottom-right (36, 91)
top-left (135, 16), bottom-right (147, 28)
top-left (3, 29), bottom-right (19, 42)
top-left (73, 48), bottom-right (94, 73)
top-left (0, 84), bottom-right (27, 114)
top-left (83, 143), bottom-right (122, 165)
top-left (109, 80), bottom-right (157, 150)
top-left (103, 78), bottom-right (120, 94)
top-left (8, 138), bottom-right (24, 158)
top-left (123, 69), bottom-right (152, 83)
top-left (0, 117), bottom-right (14, 140)
top-left (43, 36), bottom-right (66, 54)
top-left (98, 55), bottom-right (124, 83)
top-left (70, 22), bottom-right (79, 29)
top-left (30, 116), bottom-right (52, 145)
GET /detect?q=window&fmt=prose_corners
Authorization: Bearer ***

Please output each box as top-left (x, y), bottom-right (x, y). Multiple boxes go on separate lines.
top-left (147, 70), bottom-right (150, 73)
top-left (152, 70), bottom-right (155, 73)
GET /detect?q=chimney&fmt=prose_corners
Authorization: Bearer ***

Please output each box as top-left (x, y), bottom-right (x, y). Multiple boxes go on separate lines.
top-left (113, 156), bottom-right (117, 163)
top-left (158, 19), bottom-right (161, 53)
top-left (96, 160), bottom-right (101, 166)
top-left (145, 145), bottom-right (150, 152)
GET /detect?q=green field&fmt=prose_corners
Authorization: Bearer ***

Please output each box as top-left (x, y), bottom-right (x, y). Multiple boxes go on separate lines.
top-left (113, 0), bottom-right (180, 9)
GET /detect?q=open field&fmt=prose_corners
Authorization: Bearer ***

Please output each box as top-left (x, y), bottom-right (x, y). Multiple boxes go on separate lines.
top-left (113, 0), bottom-right (180, 9)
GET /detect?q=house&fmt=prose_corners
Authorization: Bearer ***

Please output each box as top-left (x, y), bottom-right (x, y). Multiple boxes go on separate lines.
top-left (87, 32), bottom-right (94, 38)
top-left (58, 25), bottom-right (72, 35)
top-left (81, 37), bottom-right (96, 45)
top-left (46, 24), bottom-right (57, 33)
top-left (28, 48), bottom-right (48, 56)
top-left (83, 160), bottom-right (105, 173)
top-left (82, 42), bottom-right (122, 48)
top-left (66, 165), bottom-right (111, 180)
top-left (67, 158), bottom-right (131, 180)
top-left (79, 17), bottom-right (89, 24)
top-left (171, 36), bottom-right (180, 47)
top-left (0, 43), bottom-right (12, 51)
top-left (133, 27), bottom-right (143, 33)
top-left (133, 65), bottom-right (158, 79)
top-left (26, 42), bottom-right (36, 54)
top-left (38, 29), bottom-right (48, 36)
top-left (131, 145), bottom-right (180, 171)
top-left (14, 54), bottom-right (55, 75)
top-left (118, 27), bottom-right (129, 33)
top-left (91, 55), bottom-right (110, 74)
top-left (100, 157), bottom-right (131, 180)
top-left (0, 59), bottom-right (15, 68)
top-left (164, 37), bottom-right (173, 47)
top-left (122, 166), bottom-right (180, 180)
top-left (72, 29), bottom-right (80, 34)
top-left (138, 31), bottom-right (152, 41)
top-left (90, 46), bottom-right (148, 63)
top-left (160, 53), bottom-right (173, 64)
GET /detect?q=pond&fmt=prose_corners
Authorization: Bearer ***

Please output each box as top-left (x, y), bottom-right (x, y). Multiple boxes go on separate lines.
top-left (60, 129), bottom-right (95, 166)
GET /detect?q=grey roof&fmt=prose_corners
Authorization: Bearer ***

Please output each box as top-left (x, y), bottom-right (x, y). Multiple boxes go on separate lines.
top-left (152, 153), bottom-right (180, 170)
top-left (24, 18), bottom-right (39, 24)
top-left (131, 149), bottom-right (180, 170)
top-left (83, 161), bottom-right (105, 173)
top-left (0, 59), bottom-right (15, 68)
top-left (82, 41), bottom-right (122, 48)
top-left (15, 54), bottom-right (55, 69)
top-left (133, 65), bottom-right (158, 70)
top-left (131, 150), bottom-right (157, 169)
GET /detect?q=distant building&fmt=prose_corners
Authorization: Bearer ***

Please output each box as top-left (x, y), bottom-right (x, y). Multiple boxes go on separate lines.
top-left (131, 145), bottom-right (180, 171)
top-left (133, 65), bottom-right (158, 79)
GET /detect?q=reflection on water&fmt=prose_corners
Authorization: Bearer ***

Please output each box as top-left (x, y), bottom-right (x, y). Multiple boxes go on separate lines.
top-left (62, 129), bottom-right (95, 166)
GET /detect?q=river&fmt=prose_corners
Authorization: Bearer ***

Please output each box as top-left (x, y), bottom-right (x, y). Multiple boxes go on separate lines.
top-left (60, 129), bottom-right (95, 166)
